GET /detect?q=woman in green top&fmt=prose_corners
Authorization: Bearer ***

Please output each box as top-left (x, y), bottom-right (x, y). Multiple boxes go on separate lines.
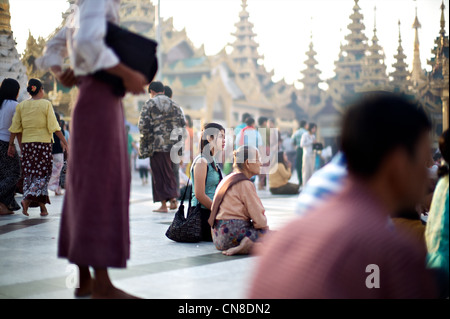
top-left (191, 123), bottom-right (225, 241)
top-left (8, 79), bottom-right (68, 217)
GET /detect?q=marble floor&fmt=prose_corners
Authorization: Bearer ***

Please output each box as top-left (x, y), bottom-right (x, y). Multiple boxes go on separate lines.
top-left (0, 172), bottom-right (300, 299)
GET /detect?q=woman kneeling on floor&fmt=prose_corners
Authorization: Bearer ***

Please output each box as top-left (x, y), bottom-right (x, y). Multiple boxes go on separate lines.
top-left (209, 146), bottom-right (269, 256)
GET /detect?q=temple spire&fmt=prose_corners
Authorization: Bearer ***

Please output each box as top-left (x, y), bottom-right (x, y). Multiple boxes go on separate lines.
top-left (0, 0), bottom-right (11, 34)
top-left (361, 6), bottom-right (388, 89)
top-left (440, 0), bottom-right (446, 37)
top-left (411, 3), bottom-right (424, 87)
top-left (327, 0), bottom-right (368, 104)
top-left (300, 29), bottom-right (322, 106)
top-left (229, 0), bottom-right (269, 86)
top-left (389, 20), bottom-right (411, 92)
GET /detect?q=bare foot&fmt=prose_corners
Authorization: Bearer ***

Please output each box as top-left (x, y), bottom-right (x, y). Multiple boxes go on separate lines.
top-left (21, 200), bottom-right (30, 217)
top-left (169, 199), bottom-right (178, 210)
top-left (92, 282), bottom-right (141, 299)
top-left (0, 203), bottom-right (13, 215)
top-left (75, 279), bottom-right (93, 298)
top-left (40, 204), bottom-right (48, 217)
top-left (153, 206), bottom-right (168, 213)
top-left (222, 237), bottom-right (254, 256)
top-left (75, 266), bottom-right (93, 298)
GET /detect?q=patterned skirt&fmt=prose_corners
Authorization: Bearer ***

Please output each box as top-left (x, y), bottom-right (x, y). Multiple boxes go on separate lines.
top-left (0, 140), bottom-right (21, 211)
top-left (212, 219), bottom-right (267, 251)
top-left (22, 142), bottom-right (53, 206)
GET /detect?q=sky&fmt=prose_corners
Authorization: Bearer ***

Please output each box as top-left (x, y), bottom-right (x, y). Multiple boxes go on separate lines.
top-left (9, 0), bottom-right (450, 89)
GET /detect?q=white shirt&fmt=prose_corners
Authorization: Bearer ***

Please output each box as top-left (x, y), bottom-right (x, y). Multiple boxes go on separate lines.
top-left (300, 131), bottom-right (316, 156)
top-left (36, 0), bottom-right (120, 76)
top-left (0, 100), bottom-right (19, 142)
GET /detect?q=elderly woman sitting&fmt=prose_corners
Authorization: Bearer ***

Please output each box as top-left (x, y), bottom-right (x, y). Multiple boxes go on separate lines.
top-left (209, 146), bottom-right (269, 256)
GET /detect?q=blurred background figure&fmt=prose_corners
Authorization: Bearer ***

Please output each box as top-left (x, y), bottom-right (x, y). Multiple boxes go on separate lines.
top-left (136, 156), bottom-right (150, 186)
top-left (269, 151), bottom-right (300, 195)
top-left (139, 81), bottom-right (186, 213)
top-left (0, 78), bottom-right (21, 215)
top-left (48, 112), bottom-right (66, 196)
top-left (300, 123), bottom-right (317, 185)
top-left (292, 121), bottom-right (309, 187)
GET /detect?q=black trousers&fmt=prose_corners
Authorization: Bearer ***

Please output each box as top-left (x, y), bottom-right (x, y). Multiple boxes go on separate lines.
top-left (270, 182), bottom-right (300, 195)
top-left (295, 147), bottom-right (303, 186)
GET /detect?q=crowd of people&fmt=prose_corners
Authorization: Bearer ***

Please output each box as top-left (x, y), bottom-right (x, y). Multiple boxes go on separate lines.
top-left (0, 0), bottom-right (448, 300)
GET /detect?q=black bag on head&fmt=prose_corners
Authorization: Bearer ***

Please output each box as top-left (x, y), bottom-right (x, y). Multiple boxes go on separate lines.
top-left (94, 22), bottom-right (159, 97)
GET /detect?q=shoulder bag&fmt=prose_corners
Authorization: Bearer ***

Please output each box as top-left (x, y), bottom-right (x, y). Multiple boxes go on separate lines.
top-left (166, 157), bottom-right (222, 243)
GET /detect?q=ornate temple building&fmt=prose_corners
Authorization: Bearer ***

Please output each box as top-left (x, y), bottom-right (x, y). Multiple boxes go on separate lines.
top-left (8, 0), bottom-right (449, 149)
top-left (117, 0), bottom-right (296, 131)
top-left (293, 0), bottom-right (448, 150)
top-left (0, 0), bottom-right (28, 101)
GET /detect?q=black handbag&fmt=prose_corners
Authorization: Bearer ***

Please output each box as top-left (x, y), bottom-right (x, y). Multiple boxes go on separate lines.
top-left (166, 157), bottom-right (223, 243)
top-left (94, 22), bottom-right (159, 97)
top-left (165, 178), bottom-right (202, 243)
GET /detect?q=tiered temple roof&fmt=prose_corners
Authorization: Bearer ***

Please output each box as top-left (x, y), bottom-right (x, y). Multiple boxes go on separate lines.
top-left (228, 0), bottom-right (270, 87)
top-left (300, 34), bottom-right (322, 104)
top-left (361, 7), bottom-right (388, 90)
top-left (326, 0), bottom-right (369, 111)
top-left (389, 21), bottom-right (411, 92)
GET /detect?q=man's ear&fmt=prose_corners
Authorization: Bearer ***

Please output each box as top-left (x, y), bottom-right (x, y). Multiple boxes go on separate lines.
top-left (383, 148), bottom-right (410, 193)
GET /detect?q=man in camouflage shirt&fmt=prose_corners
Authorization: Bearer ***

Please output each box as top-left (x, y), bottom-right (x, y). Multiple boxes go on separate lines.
top-left (139, 81), bottom-right (186, 213)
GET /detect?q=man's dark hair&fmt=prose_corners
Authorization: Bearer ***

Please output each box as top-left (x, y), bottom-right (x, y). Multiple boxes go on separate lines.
top-left (258, 116), bottom-right (268, 127)
top-left (148, 81), bottom-right (164, 94)
top-left (299, 120), bottom-right (307, 128)
top-left (164, 85), bottom-right (173, 98)
top-left (246, 117), bottom-right (255, 127)
top-left (242, 113), bottom-right (251, 123)
top-left (341, 92), bottom-right (432, 179)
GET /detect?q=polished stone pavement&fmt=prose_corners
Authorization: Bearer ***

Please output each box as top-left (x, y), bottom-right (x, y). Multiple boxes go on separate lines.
top-left (0, 172), bottom-right (300, 299)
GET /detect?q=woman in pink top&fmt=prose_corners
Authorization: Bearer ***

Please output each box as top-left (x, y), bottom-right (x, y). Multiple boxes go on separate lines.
top-left (210, 146), bottom-right (269, 256)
